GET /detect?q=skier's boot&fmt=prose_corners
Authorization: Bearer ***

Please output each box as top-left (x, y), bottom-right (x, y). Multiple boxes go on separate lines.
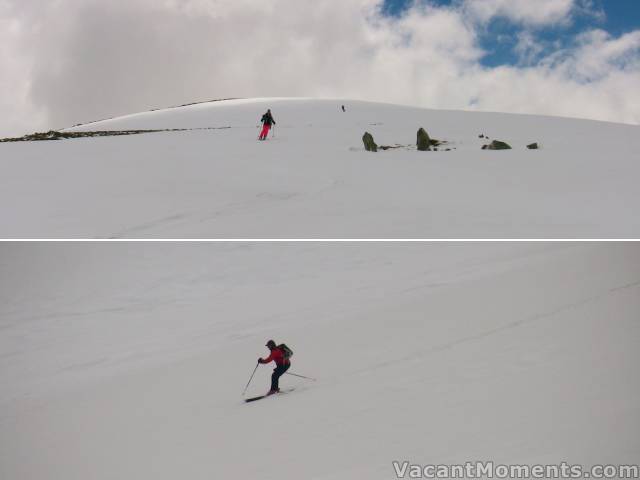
top-left (266, 388), bottom-right (279, 396)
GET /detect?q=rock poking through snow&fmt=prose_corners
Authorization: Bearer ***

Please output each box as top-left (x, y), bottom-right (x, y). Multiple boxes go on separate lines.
top-left (417, 128), bottom-right (431, 151)
top-left (482, 140), bottom-right (512, 150)
top-left (362, 132), bottom-right (378, 152)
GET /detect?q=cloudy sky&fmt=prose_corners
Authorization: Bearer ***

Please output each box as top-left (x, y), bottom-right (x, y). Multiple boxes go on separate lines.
top-left (1, 0), bottom-right (639, 136)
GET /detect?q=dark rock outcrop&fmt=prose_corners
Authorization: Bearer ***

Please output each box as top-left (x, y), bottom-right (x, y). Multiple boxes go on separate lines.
top-left (1, 126), bottom-right (233, 143)
top-left (416, 128), bottom-right (431, 151)
top-left (482, 140), bottom-right (512, 150)
top-left (527, 143), bottom-right (539, 150)
top-left (362, 132), bottom-right (378, 152)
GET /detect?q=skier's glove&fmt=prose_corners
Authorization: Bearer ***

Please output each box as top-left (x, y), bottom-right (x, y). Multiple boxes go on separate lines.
top-left (258, 358), bottom-right (264, 364)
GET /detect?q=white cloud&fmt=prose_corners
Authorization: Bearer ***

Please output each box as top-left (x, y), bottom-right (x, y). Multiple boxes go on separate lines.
top-left (0, 2), bottom-right (46, 135)
top-left (0, 0), bottom-right (639, 137)
top-left (461, 0), bottom-right (575, 26)
top-left (574, 0), bottom-right (606, 22)
top-left (514, 31), bottom-right (546, 65)
top-left (568, 29), bottom-right (640, 81)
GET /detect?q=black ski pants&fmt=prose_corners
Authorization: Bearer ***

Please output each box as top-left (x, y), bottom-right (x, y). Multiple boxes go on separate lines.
top-left (271, 363), bottom-right (290, 391)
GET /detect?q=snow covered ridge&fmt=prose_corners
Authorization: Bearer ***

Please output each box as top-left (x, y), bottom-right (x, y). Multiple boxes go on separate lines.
top-left (1, 97), bottom-right (639, 238)
top-left (65, 97), bottom-right (241, 131)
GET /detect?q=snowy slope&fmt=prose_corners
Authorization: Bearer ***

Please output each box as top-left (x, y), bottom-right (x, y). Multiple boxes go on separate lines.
top-left (1, 243), bottom-right (639, 479)
top-left (1, 98), bottom-right (639, 238)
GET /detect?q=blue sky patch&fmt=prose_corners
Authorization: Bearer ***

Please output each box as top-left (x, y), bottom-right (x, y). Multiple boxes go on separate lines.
top-left (381, 0), bottom-right (640, 67)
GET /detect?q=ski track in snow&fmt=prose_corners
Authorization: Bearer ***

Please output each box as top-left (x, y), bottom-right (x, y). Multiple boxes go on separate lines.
top-left (350, 278), bottom-right (640, 380)
top-left (106, 178), bottom-right (342, 238)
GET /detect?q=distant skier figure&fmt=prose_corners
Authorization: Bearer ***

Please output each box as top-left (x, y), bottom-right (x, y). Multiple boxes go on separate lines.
top-left (258, 340), bottom-right (292, 395)
top-left (259, 109), bottom-right (276, 140)
top-left (341, 105), bottom-right (346, 112)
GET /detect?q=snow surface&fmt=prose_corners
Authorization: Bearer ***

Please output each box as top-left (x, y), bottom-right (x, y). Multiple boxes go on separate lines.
top-left (1, 243), bottom-right (639, 479)
top-left (1, 98), bottom-right (639, 238)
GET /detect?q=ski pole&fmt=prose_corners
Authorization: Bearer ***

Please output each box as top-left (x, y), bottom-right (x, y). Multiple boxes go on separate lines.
top-left (242, 363), bottom-right (260, 395)
top-left (286, 371), bottom-right (316, 381)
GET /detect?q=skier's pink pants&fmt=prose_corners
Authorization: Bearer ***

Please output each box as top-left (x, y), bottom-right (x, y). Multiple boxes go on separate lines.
top-left (259, 124), bottom-right (271, 139)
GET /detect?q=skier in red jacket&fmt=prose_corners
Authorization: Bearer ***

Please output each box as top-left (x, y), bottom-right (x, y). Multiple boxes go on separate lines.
top-left (258, 339), bottom-right (290, 394)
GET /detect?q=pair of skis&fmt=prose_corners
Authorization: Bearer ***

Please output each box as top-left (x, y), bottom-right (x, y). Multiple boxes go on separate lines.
top-left (245, 387), bottom-right (295, 403)
top-left (242, 365), bottom-right (315, 403)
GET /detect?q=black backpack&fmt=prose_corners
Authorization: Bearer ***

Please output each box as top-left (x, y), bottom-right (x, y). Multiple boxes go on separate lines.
top-left (278, 343), bottom-right (293, 359)
top-left (261, 112), bottom-right (275, 126)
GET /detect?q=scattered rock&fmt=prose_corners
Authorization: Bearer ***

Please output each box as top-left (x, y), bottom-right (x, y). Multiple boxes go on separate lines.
top-left (0, 126), bottom-right (230, 143)
top-left (482, 140), bottom-right (512, 150)
top-left (479, 134), bottom-right (485, 138)
top-left (362, 132), bottom-right (378, 152)
top-left (416, 128), bottom-right (431, 151)
top-left (527, 143), bottom-right (539, 150)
